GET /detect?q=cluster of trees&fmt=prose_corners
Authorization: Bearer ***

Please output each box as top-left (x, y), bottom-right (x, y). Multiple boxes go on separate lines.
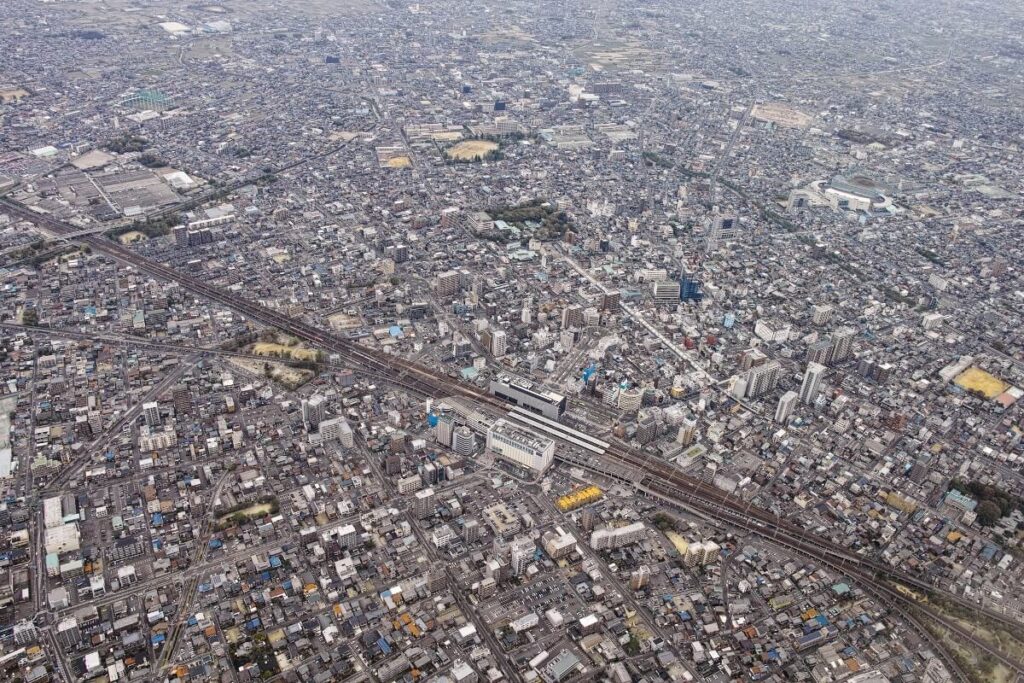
top-left (137, 153), bottom-right (166, 168)
top-left (106, 134), bottom-right (147, 154)
top-left (107, 213), bottom-right (181, 240)
top-left (949, 478), bottom-right (1023, 526)
top-left (216, 495), bottom-right (280, 530)
top-left (652, 512), bottom-right (677, 532)
top-left (489, 198), bottom-right (572, 242)
top-left (642, 150), bottom-right (673, 169)
top-left (916, 247), bottom-right (945, 265)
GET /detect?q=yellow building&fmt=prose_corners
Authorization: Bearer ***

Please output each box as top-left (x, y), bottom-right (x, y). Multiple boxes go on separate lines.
top-left (556, 485), bottom-right (602, 511)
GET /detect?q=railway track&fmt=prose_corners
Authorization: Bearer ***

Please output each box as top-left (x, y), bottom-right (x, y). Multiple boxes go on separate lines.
top-left (6, 197), bottom-right (1024, 678)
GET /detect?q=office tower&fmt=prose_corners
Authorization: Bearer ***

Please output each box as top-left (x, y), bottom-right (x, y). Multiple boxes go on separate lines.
top-left (705, 214), bottom-right (736, 253)
top-left (652, 280), bottom-right (682, 304)
top-left (799, 362), bottom-right (827, 404)
top-left (413, 488), bottom-right (436, 519)
top-left (463, 519), bottom-right (481, 542)
top-left (509, 536), bottom-right (535, 577)
top-left (478, 329), bottom-right (492, 354)
top-left (676, 417), bottom-right (698, 446)
top-left (302, 395), bottom-right (325, 429)
top-left (679, 268), bottom-right (703, 302)
top-left (636, 409), bottom-right (659, 445)
top-left (775, 390), bottom-right (798, 424)
top-left (744, 360), bottom-right (782, 399)
top-left (172, 386), bottom-right (192, 416)
top-left (452, 426), bottom-right (476, 456)
top-left (435, 413), bottom-right (455, 447)
top-left (806, 339), bottom-right (832, 366)
top-left (830, 327), bottom-right (856, 363)
top-left (143, 402), bottom-right (160, 428)
top-left (491, 329), bottom-right (507, 358)
top-left (521, 298), bottom-right (532, 324)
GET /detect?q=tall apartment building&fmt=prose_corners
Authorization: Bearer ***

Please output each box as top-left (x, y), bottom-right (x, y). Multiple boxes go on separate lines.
top-left (799, 362), bottom-right (827, 404)
top-left (561, 304), bottom-right (584, 329)
top-left (806, 339), bottom-right (832, 365)
top-left (775, 390), bottom-right (798, 424)
top-left (830, 327), bottom-right (856, 363)
top-left (812, 304), bottom-right (834, 325)
top-left (509, 536), bottom-right (535, 577)
top-left (491, 329), bottom-right (508, 358)
top-left (590, 522), bottom-right (646, 550)
top-left (744, 360), bottom-right (782, 399)
top-left (412, 488), bottom-right (436, 519)
top-left (434, 270), bottom-right (461, 298)
top-left (302, 395), bottom-right (326, 429)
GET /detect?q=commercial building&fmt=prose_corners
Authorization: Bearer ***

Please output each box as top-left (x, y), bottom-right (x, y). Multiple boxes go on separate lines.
top-left (452, 426), bottom-right (476, 455)
top-left (489, 375), bottom-right (566, 420)
top-left (486, 419), bottom-right (555, 473)
top-left (652, 280), bottom-right (681, 304)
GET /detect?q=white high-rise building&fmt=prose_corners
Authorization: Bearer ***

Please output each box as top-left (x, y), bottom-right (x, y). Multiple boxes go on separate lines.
top-left (799, 362), bottom-right (827, 404)
top-left (452, 426), bottom-right (476, 456)
top-left (830, 327), bottom-right (856, 363)
top-left (302, 395), bottom-right (326, 429)
top-left (509, 536), bottom-right (535, 577)
top-left (413, 488), bottom-right (436, 519)
top-left (744, 360), bottom-right (782, 399)
top-left (435, 413), bottom-right (455, 447)
top-left (491, 329), bottom-right (507, 358)
top-left (775, 391), bottom-right (798, 424)
top-left (320, 417), bottom-right (354, 447)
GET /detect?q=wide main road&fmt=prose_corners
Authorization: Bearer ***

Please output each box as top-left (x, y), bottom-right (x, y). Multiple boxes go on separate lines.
top-left (6, 197), bottom-right (1024, 665)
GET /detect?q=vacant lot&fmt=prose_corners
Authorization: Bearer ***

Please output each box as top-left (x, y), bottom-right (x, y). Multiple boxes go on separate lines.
top-left (385, 155), bottom-right (412, 168)
top-left (250, 342), bottom-right (318, 362)
top-left (955, 367), bottom-right (1008, 399)
top-left (117, 231), bottom-right (147, 244)
top-left (447, 140), bottom-right (499, 161)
